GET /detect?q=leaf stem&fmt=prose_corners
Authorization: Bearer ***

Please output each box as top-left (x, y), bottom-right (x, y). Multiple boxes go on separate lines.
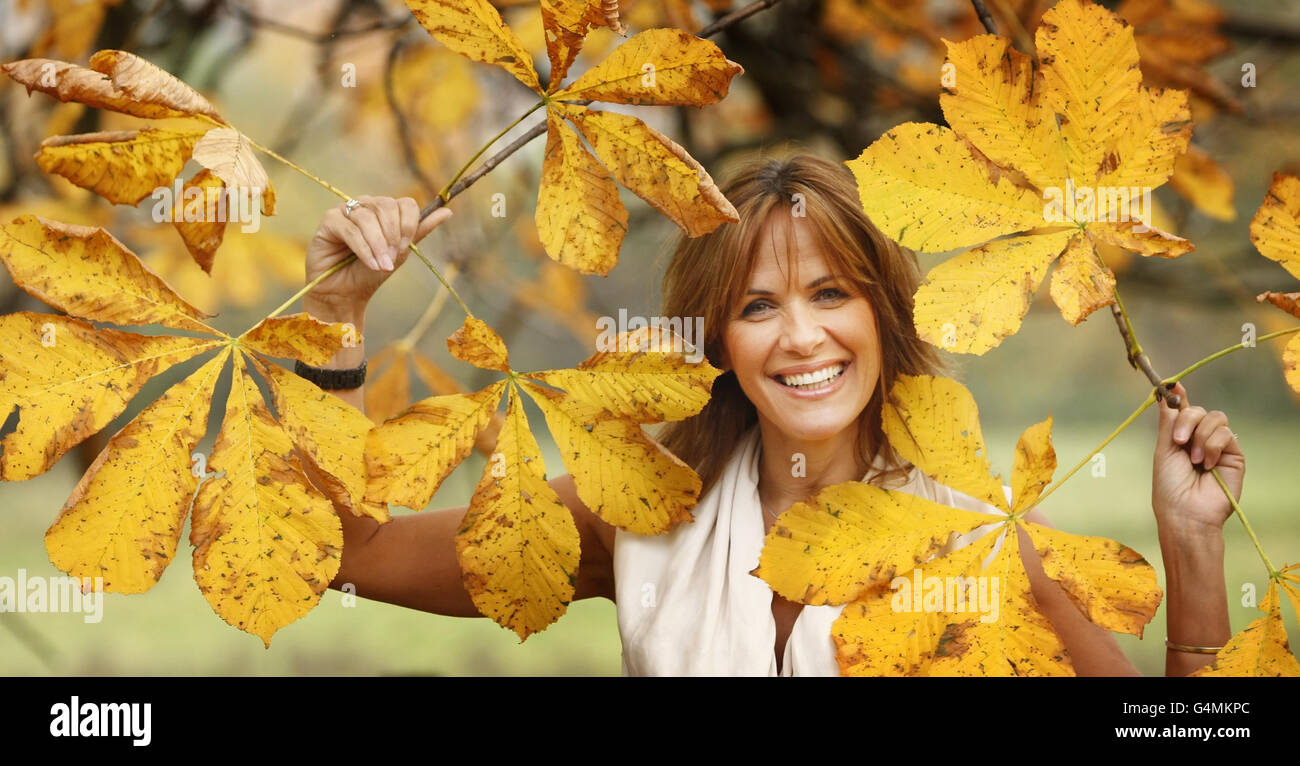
top-left (397, 264), bottom-right (461, 350)
top-left (1161, 326), bottom-right (1300, 385)
top-left (1211, 467), bottom-right (1276, 576)
top-left (243, 134), bottom-right (351, 202)
top-left (1019, 389), bottom-right (1158, 516)
top-left (436, 99), bottom-right (547, 203)
top-left (257, 256), bottom-right (355, 328)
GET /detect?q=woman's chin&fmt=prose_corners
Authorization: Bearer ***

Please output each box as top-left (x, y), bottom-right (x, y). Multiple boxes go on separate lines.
top-left (764, 415), bottom-right (857, 444)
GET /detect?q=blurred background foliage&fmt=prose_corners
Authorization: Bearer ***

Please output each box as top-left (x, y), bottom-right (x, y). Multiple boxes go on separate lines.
top-left (0, 0), bottom-right (1297, 675)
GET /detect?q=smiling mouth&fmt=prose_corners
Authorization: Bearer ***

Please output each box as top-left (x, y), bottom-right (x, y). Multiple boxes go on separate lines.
top-left (773, 361), bottom-right (848, 391)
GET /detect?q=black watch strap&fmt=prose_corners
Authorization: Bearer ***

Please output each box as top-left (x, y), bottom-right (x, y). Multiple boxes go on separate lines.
top-left (294, 359), bottom-right (367, 390)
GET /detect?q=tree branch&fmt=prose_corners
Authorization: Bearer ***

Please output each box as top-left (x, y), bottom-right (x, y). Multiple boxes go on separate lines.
top-left (222, 0), bottom-right (411, 42)
top-left (1110, 296), bottom-right (1180, 407)
top-left (970, 0), bottom-right (998, 35)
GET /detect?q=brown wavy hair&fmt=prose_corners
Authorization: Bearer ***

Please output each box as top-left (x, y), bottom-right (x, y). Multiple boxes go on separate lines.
top-left (655, 150), bottom-right (950, 500)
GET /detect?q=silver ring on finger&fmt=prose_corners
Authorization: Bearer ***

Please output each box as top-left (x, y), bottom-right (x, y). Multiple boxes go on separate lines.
top-left (344, 198), bottom-right (361, 218)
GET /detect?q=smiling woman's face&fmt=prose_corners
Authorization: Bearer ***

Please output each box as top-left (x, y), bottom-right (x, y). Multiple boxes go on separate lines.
top-left (721, 208), bottom-right (883, 444)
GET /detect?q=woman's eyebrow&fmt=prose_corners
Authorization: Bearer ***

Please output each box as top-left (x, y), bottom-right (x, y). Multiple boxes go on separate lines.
top-left (745, 274), bottom-right (837, 295)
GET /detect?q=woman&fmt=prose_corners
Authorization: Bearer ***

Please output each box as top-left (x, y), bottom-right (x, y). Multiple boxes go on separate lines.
top-left (302, 153), bottom-right (1243, 677)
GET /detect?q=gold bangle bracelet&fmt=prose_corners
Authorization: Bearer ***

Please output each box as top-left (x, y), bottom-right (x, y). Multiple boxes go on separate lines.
top-left (1165, 638), bottom-right (1224, 654)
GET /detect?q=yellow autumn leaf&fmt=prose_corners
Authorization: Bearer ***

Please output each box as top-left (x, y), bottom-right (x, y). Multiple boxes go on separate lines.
top-left (87, 50), bottom-right (225, 122)
top-left (456, 383), bottom-right (580, 640)
top-left (833, 531), bottom-right (994, 676)
top-left (1094, 87), bottom-right (1191, 192)
top-left (1010, 416), bottom-right (1055, 514)
top-left (405, 0), bottom-right (542, 91)
top-left (190, 127), bottom-right (276, 215)
top-left (553, 27), bottom-right (743, 105)
top-left (45, 350), bottom-right (230, 592)
top-left (406, 0), bottom-right (740, 273)
top-left (0, 213), bottom-right (367, 645)
top-left (926, 531), bottom-right (1074, 676)
top-left (447, 316), bottom-right (511, 371)
top-left (519, 381), bottom-right (699, 534)
top-left (1250, 173), bottom-right (1300, 282)
top-left (524, 325), bottom-right (720, 422)
top-left (1022, 523), bottom-right (1161, 636)
top-left (881, 373), bottom-right (1010, 511)
top-left (241, 313), bottom-right (356, 367)
top-left (849, 0), bottom-right (1196, 355)
top-left (0, 313), bottom-right (219, 481)
top-left (0, 215), bottom-right (214, 332)
top-left (541, 0), bottom-right (612, 92)
top-left (911, 229), bottom-right (1076, 355)
top-left (560, 103), bottom-right (738, 238)
top-left (938, 34), bottom-right (1067, 192)
top-left (1168, 144), bottom-right (1235, 222)
top-left (1192, 579), bottom-right (1300, 677)
top-left (365, 381), bottom-right (506, 510)
top-left (170, 169), bottom-right (227, 273)
top-left (1037, 0), bottom-right (1143, 186)
top-left (365, 315), bottom-right (717, 637)
top-left (252, 357), bottom-right (387, 523)
top-left (2, 53), bottom-right (221, 122)
top-left (753, 481), bottom-right (997, 606)
top-left (535, 111), bottom-right (627, 276)
top-left (1049, 232), bottom-right (1117, 326)
top-left (845, 121), bottom-right (1046, 253)
top-left (191, 354), bottom-right (343, 648)
top-left (35, 128), bottom-right (207, 206)
top-left (1248, 173), bottom-right (1300, 394)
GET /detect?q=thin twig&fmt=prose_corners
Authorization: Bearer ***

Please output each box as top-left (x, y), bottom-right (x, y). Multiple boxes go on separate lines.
top-left (1110, 288), bottom-right (1180, 407)
top-left (222, 0), bottom-right (411, 42)
top-left (970, 0), bottom-right (998, 34)
top-left (697, 0), bottom-right (784, 38)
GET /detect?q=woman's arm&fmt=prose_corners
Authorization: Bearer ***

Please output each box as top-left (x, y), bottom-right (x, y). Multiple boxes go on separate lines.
top-left (299, 196), bottom-right (616, 616)
top-left (1151, 381), bottom-right (1240, 676)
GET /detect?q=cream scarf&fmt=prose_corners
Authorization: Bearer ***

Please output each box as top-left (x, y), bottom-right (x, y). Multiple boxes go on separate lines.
top-left (613, 425), bottom-right (1007, 676)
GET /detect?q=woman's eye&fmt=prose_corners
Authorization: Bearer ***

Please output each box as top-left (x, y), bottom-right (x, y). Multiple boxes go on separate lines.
top-left (815, 287), bottom-right (848, 302)
top-left (740, 299), bottom-right (772, 316)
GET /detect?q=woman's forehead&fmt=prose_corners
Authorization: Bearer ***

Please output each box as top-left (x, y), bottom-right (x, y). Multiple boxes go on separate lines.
top-left (746, 212), bottom-right (834, 285)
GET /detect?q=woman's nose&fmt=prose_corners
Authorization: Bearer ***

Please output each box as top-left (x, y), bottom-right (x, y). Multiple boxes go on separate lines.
top-left (778, 303), bottom-right (825, 355)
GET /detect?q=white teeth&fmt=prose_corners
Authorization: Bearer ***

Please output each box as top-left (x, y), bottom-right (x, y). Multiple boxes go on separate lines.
top-left (778, 363), bottom-right (844, 388)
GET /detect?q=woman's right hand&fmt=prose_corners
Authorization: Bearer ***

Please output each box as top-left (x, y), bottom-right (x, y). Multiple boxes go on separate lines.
top-left (304, 195), bottom-right (454, 313)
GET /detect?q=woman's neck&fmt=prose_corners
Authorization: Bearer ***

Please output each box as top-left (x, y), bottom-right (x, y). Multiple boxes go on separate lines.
top-left (754, 419), bottom-right (867, 519)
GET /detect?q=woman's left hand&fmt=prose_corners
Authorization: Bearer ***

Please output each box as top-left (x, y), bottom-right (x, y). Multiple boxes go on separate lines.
top-left (1152, 382), bottom-right (1245, 539)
